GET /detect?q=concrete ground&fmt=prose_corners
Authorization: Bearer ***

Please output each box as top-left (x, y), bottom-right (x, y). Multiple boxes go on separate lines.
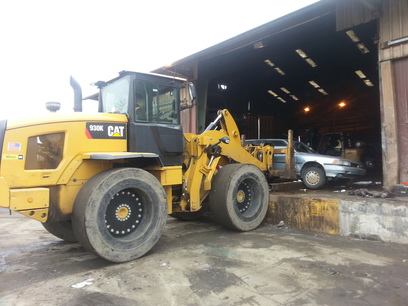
top-left (1, 208), bottom-right (408, 306)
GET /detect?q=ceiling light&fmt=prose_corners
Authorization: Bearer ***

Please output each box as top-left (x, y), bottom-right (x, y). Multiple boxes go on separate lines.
top-left (277, 97), bottom-right (286, 103)
top-left (264, 59), bottom-right (275, 67)
top-left (274, 67), bottom-right (285, 75)
top-left (346, 30), bottom-right (360, 43)
top-left (355, 70), bottom-right (374, 86)
top-left (304, 107), bottom-right (310, 112)
top-left (355, 70), bottom-right (366, 79)
top-left (339, 102), bottom-right (346, 107)
top-left (291, 95), bottom-right (299, 101)
top-left (296, 49), bottom-right (317, 67)
top-left (364, 79), bottom-right (374, 86)
top-left (280, 87), bottom-right (290, 94)
top-left (295, 49), bottom-right (308, 58)
top-left (309, 81), bottom-right (320, 88)
top-left (356, 43), bottom-right (370, 54)
top-left (305, 58), bottom-right (317, 67)
top-left (318, 88), bottom-right (329, 95)
top-left (268, 90), bottom-right (278, 97)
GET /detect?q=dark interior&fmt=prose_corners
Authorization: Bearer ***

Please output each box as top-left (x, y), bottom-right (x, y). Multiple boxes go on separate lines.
top-left (204, 13), bottom-right (380, 151)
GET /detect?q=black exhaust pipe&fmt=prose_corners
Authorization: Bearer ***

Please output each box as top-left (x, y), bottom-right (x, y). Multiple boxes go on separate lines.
top-left (70, 76), bottom-right (82, 112)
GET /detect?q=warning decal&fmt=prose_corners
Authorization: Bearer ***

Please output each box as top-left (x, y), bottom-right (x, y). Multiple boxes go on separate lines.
top-left (85, 123), bottom-right (126, 140)
top-left (3, 154), bottom-right (24, 160)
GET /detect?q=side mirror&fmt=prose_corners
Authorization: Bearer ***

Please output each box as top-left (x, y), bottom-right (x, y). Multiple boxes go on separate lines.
top-left (188, 83), bottom-right (197, 101)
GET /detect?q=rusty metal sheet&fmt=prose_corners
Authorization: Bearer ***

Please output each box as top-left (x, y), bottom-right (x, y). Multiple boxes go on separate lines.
top-left (393, 57), bottom-right (408, 182)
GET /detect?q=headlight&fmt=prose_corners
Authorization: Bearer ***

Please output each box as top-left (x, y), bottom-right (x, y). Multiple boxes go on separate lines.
top-left (333, 159), bottom-right (351, 166)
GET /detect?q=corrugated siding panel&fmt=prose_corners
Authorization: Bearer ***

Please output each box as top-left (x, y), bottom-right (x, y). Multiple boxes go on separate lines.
top-left (379, 0), bottom-right (408, 61)
top-left (336, 0), bottom-right (379, 31)
top-left (393, 58), bottom-right (408, 182)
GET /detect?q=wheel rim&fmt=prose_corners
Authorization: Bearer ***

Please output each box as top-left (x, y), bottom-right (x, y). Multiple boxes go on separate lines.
top-left (305, 170), bottom-right (320, 186)
top-left (105, 188), bottom-right (144, 237)
top-left (236, 180), bottom-right (252, 214)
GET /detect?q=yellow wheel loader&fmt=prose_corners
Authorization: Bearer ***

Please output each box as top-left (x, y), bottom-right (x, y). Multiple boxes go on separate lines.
top-left (0, 71), bottom-right (295, 262)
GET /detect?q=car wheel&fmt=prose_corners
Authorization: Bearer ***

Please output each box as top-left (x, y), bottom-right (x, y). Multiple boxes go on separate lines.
top-left (302, 166), bottom-right (326, 189)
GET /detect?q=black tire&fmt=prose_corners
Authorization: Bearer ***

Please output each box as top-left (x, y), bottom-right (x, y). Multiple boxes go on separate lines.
top-left (42, 221), bottom-right (77, 243)
top-left (302, 166), bottom-right (326, 189)
top-left (72, 168), bottom-right (167, 263)
top-left (170, 200), bottom-right (209, 221)
top-left (209, 164), bottom-right (269, 231)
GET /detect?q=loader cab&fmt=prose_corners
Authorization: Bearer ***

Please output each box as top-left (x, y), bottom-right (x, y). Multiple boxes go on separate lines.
top-left (98, 71), bottom-right (186, 166)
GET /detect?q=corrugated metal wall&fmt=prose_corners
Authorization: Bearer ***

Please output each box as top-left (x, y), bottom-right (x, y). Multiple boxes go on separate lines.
top-left (377, 0), bottom-right (408, 186)
top-left (336, 0), bottom-right (379, 31)
top-left (393, 57), bottom-right (408, 182)
top-left (379, 0), bottom-right (408, 61)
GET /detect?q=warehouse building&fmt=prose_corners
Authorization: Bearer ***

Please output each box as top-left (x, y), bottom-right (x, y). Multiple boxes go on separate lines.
top-left (154, 0), bottom-right (408, 189)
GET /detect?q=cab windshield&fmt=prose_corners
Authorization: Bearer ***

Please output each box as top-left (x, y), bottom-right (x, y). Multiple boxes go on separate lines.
top-left (101, 76), bottom-right (131, 114)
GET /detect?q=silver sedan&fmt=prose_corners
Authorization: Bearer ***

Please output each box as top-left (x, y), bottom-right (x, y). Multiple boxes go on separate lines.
top-left (246, 139), bottom-right (367, 189)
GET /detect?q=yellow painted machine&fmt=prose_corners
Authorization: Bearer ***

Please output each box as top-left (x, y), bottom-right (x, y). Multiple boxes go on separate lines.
top-left (0, 71), bottom-right (295, 262)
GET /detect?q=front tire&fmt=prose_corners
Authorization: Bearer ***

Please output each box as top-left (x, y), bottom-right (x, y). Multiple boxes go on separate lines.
top-left (302, 166), bottom-right (326, 189)
top-left (209, 164), bottom-right (269, 231)
top-left (42, 221), bottom-right (77, 243)
top-left (72, 168), bottom-right (167, 263)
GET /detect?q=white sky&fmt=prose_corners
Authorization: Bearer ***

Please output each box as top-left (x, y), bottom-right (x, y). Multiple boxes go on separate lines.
top-left (0, 0), bottom-right (318, 119)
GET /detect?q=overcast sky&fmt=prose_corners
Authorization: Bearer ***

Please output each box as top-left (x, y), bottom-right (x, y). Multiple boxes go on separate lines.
top-left (0, 0), bottom-right (318, 119)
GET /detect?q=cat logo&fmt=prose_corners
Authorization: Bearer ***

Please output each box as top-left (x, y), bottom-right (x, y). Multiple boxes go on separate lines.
top-left (86, 123), bottom-right (126, 139)
top-left (108, 125), bottom-right (125, 137)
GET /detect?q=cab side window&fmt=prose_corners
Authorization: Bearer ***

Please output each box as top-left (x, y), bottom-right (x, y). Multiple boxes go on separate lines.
top-left (133, 80), bottom-right (179, 124)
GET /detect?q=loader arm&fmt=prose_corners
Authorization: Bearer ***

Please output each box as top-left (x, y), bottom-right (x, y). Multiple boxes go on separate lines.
top-left (178, 109), bottom-right (295, 212)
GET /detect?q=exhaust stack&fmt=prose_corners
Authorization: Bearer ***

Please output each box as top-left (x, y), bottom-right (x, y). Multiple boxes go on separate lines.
top-left (70, 76), bottom-right (82, 112)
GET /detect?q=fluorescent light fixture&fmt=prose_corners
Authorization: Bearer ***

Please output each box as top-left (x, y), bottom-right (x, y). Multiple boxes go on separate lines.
top-left (355, 70), bottom-right (374, 86)
top-left (268, 90), bottom-right (278, 97)
top-left (290, 95), bottom-right (299, 101)
top-left (346, 30), bottom-right (360, 43)
top-left (296, 49), bottom-right (317, 67)
top-left (305, 58), bottom-right (317, 67)
top-left (309, 80), bottom-right (320, 88)
top-left (277, 97), bottom-right (286, 103)
top-left (356, 43), bottom-right (370, 54)
top-left (295, 49), bottom-right (308, 58)
top-left (280, 87), bottom-right (290, 94)
top-left (218, 84), bottom-right (228, 90)
top-left (355, 70), bottom-right (366, 79)
top-left (264, 59), bottom-right (275, 67)
top-left (274, 67), bottom-right (285, 75)
top-left (318, 88), bottom-right (329, 95)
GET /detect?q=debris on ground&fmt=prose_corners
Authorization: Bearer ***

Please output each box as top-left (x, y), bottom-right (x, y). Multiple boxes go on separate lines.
top-left (348, 188), bottom-right (394, 198)
top-left (277, 221), bottom-right (285, 228)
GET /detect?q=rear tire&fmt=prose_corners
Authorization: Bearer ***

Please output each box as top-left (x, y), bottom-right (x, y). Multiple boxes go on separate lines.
top-left (209, 164), bottom-right (269, 231)
top-left (302, 166), bottom-right (326, 189)
top-left (72, 168), bottom-right (167, 263)
top-left (42, 221), bottom-right (77, 243)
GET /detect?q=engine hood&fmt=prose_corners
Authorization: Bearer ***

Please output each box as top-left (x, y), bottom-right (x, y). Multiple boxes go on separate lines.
top-left (6, 113), bottom-right (128, 130)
